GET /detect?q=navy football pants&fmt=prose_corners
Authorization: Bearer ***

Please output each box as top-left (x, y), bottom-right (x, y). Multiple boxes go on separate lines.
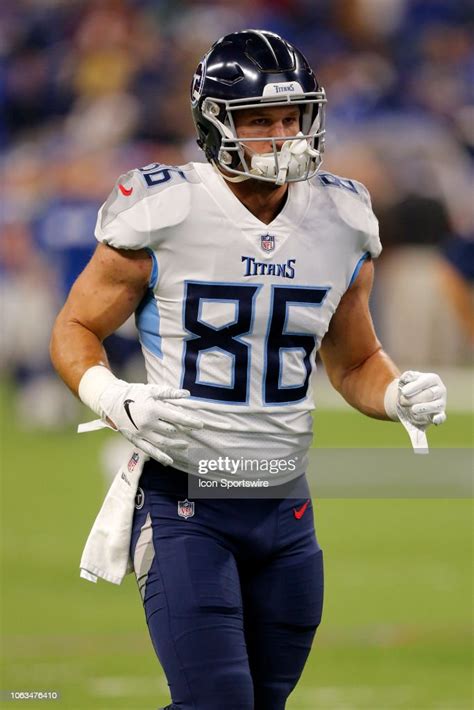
top-left (131, 463), bottom-right (324, 710)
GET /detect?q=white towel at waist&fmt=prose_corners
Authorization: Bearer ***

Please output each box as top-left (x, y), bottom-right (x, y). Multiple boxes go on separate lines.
top-left (80, 444), bottom-right (148, 585)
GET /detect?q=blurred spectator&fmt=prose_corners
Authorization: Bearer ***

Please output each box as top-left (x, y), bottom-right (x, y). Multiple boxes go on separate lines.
top-left (0, 220), bottom-right (65, 428)
top-left (438, 236), bottom-right (474, 345)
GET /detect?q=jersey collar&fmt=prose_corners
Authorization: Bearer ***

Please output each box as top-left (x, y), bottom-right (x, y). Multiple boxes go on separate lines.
top-left (193, 162), bottom-right (310, 231)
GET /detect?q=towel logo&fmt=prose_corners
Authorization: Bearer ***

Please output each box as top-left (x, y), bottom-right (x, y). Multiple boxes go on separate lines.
top-left (121, 471), bottom-right (131, 486)
top-left (128, 451), bottom-right (140, 472)
top-left (178, 499), bottom-right (195, 519)
top-left (135, 487), bottom-right (145, 510)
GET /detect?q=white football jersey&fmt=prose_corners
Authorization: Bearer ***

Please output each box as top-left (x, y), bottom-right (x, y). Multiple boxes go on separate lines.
top-left (95, 162), bottom-right (381, 481)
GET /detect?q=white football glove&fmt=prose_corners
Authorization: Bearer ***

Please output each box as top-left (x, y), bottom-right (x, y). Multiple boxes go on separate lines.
top-left (78, 366), bottom-right (203, 466)
top-left (385, 370), bottom-right (447, 429)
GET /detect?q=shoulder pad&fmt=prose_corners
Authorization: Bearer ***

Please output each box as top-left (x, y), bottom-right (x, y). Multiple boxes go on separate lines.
top-left (95, 164), bottom-right (193, 250)
top-left (313, 172), bottom-right (382, 258)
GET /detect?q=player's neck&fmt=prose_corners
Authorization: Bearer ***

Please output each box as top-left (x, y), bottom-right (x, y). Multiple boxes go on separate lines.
top-left (225, 178), bottom-right (289, 225)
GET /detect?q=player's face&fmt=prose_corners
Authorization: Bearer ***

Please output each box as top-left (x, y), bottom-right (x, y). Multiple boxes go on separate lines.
top-left (233, 105), bottom-right (301, 155)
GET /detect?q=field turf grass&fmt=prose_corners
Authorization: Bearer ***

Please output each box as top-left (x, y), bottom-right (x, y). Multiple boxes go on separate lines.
top-left (1, 383), bottom-right (472, 709)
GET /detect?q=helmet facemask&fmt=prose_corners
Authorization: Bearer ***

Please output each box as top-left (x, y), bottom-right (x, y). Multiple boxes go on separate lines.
top-left (201, 90), bottom-right (327, 186)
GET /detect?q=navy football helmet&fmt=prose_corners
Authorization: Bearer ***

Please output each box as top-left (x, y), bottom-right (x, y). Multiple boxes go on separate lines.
top-left (191, 29), bottom-right (326, 185)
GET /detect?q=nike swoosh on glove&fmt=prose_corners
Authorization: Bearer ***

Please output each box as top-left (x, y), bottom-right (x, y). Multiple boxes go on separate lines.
top-left (385, 371), bottom-right (447, 429)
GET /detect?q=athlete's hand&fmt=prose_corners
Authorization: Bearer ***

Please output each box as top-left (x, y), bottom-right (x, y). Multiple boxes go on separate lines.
top-left (78, 366), bottom-right (203, 466)
top-left (385, 371), bottom-right (447, 429)
top-left (98, 381), bottom-right (203, 466)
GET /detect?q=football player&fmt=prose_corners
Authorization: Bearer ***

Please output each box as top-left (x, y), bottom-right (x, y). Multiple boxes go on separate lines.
top-left (50, 30), bottom-right (447, 709)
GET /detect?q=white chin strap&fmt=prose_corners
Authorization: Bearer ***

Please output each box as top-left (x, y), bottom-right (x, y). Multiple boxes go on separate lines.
top-left (250, 132), bottom-right (319, 186)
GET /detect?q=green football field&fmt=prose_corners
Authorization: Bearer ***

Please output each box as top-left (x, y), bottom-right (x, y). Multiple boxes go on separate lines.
top-left (0, 383), bottom-right (472, 710)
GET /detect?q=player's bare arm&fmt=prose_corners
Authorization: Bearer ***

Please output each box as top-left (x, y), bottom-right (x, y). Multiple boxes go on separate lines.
top-left (50, 243), bottom-right (151, 394)
top-left (320, 258), bottom-right (398, 420)
top-left (50, 243), bottom-right (202, 466)
top-left (320, 258), bottom-right (447, 428)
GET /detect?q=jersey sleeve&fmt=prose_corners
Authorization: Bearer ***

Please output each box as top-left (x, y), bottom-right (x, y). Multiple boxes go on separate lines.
top-left (352, 180), bottom-right (382, 259)
top-left (95, 169), bottom-right (151, 250)
top-left (318, 173), bottom-right (382, 259)
top-left (342, 180), bottom-right (381, 289)
top-left (95, 165), bottom-right (193, 250)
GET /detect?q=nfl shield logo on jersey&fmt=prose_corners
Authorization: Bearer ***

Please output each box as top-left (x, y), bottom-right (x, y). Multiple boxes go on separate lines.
top-left (178, 499), bottom-right (195, 519)
top-left (261, 233), bottom-right (275, 252)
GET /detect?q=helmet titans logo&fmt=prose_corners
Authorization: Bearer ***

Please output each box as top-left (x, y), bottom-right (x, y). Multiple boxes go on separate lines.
top-left (191, 61), bottom-right (206, 107)
top-left (272, 83), bottom-right (295, 93)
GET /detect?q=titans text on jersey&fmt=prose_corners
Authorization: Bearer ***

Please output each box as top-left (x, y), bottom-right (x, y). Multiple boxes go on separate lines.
top-left (241, 256), bottom-right (296, 278)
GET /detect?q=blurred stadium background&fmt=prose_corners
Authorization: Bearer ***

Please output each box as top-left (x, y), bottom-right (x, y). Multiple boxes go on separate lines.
top-left (1, 1), bottom-right (472, 708)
